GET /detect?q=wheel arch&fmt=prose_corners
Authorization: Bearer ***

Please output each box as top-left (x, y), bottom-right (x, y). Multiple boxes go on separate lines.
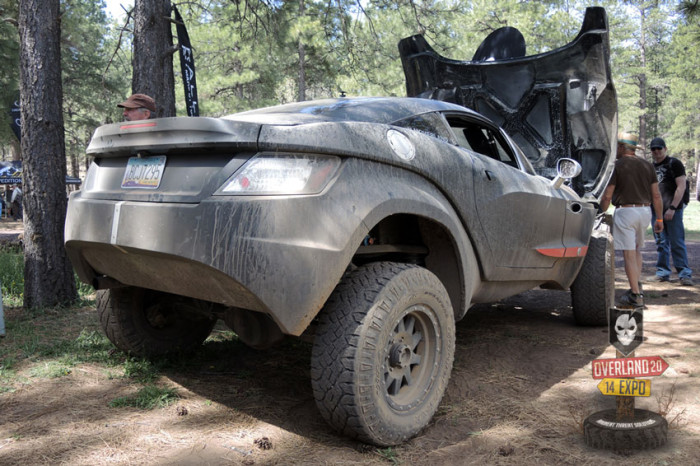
top-left (353, 196), bottom-right (480, 322)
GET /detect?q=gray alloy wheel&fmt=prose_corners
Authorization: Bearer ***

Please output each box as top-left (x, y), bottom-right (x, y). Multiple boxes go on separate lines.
top-left (310, 262), bottom-right (455, 446)
top-left (97, 287), bottom-right (216, 357)
top-left (571, 230), bottom-right (615, 325)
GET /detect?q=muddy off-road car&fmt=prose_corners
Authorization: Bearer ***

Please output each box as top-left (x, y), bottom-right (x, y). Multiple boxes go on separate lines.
top-left (65, 7), bottom-right (616, 446)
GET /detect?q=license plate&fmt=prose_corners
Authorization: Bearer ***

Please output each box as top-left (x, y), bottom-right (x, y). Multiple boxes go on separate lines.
top-left (121, 155), bottom-right (167, 189)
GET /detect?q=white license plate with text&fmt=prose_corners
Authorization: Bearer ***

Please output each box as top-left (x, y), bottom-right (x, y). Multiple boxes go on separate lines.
top-left (121, 155), bottom-right (167, 189)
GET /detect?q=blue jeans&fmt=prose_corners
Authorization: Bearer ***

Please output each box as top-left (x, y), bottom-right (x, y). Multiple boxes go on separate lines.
top-left (652, 207), bottom-right (692, 279)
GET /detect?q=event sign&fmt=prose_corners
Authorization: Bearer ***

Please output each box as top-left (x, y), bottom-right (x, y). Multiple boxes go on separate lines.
top-left (591, 356), bottom-right (668, 379)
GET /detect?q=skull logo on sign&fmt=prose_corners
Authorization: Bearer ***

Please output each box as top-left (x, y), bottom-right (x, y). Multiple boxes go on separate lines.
top-left (615, 314), bottom-right (638, 345)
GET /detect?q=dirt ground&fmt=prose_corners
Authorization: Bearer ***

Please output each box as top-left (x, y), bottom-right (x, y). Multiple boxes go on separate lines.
top-left (0, 218), bottom-right (23, 244)
top-left (1, 228), bottom-right (699, 465)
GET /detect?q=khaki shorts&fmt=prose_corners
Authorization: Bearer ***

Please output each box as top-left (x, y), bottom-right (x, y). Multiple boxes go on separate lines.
top-left (612, 206), bottom-right (651, 250)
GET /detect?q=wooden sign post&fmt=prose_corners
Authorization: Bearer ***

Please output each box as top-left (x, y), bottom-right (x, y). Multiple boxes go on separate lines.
top-left (583, 306), bottom-right (668, 451)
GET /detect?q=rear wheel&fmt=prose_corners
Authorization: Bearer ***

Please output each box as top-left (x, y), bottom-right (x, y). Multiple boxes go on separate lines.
top-left (97, 287), bottom-right (217, 357)
top-left (311, 262), bottom-right (455, 446)
top-left (571, 231), bottom-right (614, 325)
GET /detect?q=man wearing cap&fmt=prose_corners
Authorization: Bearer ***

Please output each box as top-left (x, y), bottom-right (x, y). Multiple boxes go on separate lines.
top-left (600, 132), bottom-right (664, 307)
top-left (650, 137), bottom-right (693, 286)
top-left (117, 93), bottom-right (156, 121)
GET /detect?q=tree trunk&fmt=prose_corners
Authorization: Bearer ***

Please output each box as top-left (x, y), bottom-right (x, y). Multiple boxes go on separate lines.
top-left (298, 39), bottom-right (307, 102)
top-left (10, 138), bottom-right (20, 161)
top-left (637, 6), bottom-right (648, 158)
top-left (696, 156), bottom-right (700, 201)
top-left (297, 0), bottom-right (307, 102)
top-left (18, 0), bottom-right (77, 308)
top-left (70, 151), bottom-right (79, 178)
top-left (132, 0), bottom-right (176, 117)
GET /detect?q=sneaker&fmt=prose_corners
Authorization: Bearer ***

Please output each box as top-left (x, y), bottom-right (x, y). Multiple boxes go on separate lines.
top-left (622, 282), bottom-right (643, 296)
top-left (680, 277), bottom-right (694, 286)
top-left (618, 292), bottom-right (644, 309)
top-left (654, 275), bottom-right (670, 282)
top-left (621, 289), bottom-right (648, 309)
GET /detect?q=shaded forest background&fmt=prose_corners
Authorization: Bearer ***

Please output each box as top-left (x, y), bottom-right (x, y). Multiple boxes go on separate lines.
top-left (1, 0), bottom-right (699, 180)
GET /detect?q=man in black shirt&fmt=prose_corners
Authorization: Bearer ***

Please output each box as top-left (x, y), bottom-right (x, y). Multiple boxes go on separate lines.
top-left (650, 137), bottom-right (693, 286)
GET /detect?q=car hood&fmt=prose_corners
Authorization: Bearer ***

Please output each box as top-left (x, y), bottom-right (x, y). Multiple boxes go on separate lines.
top-left (398, 6), bottom-right (616, 200)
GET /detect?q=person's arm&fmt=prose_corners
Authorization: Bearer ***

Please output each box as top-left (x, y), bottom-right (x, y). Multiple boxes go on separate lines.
top-left (663, 174), bottom-right (686, 221)
top-left (651, 182), bottom-right (664, 233)
top-left (599, 183), bottom-right (615, 213)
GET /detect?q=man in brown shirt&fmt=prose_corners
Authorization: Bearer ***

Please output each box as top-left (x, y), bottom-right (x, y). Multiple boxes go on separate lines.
top-left (600, 132), bottom-right (663, 307)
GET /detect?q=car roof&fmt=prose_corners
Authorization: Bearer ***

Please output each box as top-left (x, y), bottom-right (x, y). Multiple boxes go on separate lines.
top-left (223, 97), bottom-right (480, 125)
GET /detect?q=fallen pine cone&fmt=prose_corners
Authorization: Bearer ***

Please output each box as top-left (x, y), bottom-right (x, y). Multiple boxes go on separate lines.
top-left (254, 437), bottom-right (272, 450)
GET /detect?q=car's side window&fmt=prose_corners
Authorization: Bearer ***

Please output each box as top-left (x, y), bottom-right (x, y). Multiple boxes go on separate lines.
top-left (445, 116), bottom-right (518, 169)
top-left (393, 113), bottom-right (455, 144)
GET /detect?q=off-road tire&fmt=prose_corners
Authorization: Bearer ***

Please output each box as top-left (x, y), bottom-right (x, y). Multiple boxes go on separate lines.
top-left (584, 409), bottom-right (668, 452)
top-left (97, 287), bottom-right (216, 357)
top-left (310, 262), bottom-right (455, 446)
top-left (571, 230), bottom-right (614, 325)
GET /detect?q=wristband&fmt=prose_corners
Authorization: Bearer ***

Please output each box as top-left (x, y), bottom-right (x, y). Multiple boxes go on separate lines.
top-left (669, 205), bottom-right (677, 211)
top-left (656, 219), bottom-right (663, 223)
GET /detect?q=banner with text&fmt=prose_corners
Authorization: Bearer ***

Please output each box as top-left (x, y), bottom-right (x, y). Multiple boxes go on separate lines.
top-left (173, 6), bottom-right (199, 116)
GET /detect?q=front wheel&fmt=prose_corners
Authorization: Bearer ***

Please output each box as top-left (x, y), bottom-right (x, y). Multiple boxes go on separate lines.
top-left (571, 231), bottom-right (614, 326)
top-left (310, 262), bottom-right (455, 446)
top-left (97, 287), bottom-right (217, 357)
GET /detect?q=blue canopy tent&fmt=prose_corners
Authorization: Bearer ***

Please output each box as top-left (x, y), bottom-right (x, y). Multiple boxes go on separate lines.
top-left (0, 161), bottom-right (81, 185)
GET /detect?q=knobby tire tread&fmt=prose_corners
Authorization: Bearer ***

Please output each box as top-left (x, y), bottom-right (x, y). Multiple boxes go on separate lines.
top-left (571, 231), bottom-right (614, 326)
top-left (97, 288), bottom-right (215, 357)
top-left (310, 262), bottom-right (454, 446)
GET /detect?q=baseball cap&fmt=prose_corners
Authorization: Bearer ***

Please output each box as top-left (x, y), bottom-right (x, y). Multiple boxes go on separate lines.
top-left (650, 137), bottom-right (666, 150)
top-left (117, 94), bottom-right (156, 112)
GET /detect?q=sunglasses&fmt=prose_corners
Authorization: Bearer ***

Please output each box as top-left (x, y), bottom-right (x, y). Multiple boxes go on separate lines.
top-left (651, 147), bottom-right (664, 151)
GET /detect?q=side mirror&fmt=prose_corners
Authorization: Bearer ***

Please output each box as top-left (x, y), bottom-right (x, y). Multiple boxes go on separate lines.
top-left (551, 158), bottom-right (582, 189)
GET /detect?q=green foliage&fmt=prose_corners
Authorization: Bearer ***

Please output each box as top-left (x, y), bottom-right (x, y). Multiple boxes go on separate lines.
top-left (682, 201), bottom-right (700, 241)
top-left (60, 0), bottom-right (129, 174)
top-left (3, 0), bottom-right (699, 154)
top-left (0, 245), bottom-right (96, 306)
top-left (0, 0), bottom-right (19, 143)
top-left (36, 329), bottom-right (114, 362)
top-left (109, 384), bottom-right (180, 409)
top-left (0, 0), bottom-right (128, 171)
top-left (645, 200), bottom-right (700, 241)
top-left (376, 446), bottom-right (400, 464)
top-left (0, 312), bottom-right (119, 393)
top-left (122, 357), bottom-right (164, 383)
top-left (0, 247), bottom-right (23, 305)
top-left (28, 361), bottom-right (73, 378)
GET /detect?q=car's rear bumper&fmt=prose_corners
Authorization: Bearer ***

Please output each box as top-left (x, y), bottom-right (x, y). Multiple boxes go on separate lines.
top-left (65, 193), bottom-right (365, 335)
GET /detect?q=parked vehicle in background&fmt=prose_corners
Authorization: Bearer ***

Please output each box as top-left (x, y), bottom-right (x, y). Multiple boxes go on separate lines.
top-left (65, 7), bottom-right (616, 446)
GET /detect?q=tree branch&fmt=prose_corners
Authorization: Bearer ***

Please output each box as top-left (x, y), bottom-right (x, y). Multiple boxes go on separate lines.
top-left (103, 7), bottom-right (134, 87)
